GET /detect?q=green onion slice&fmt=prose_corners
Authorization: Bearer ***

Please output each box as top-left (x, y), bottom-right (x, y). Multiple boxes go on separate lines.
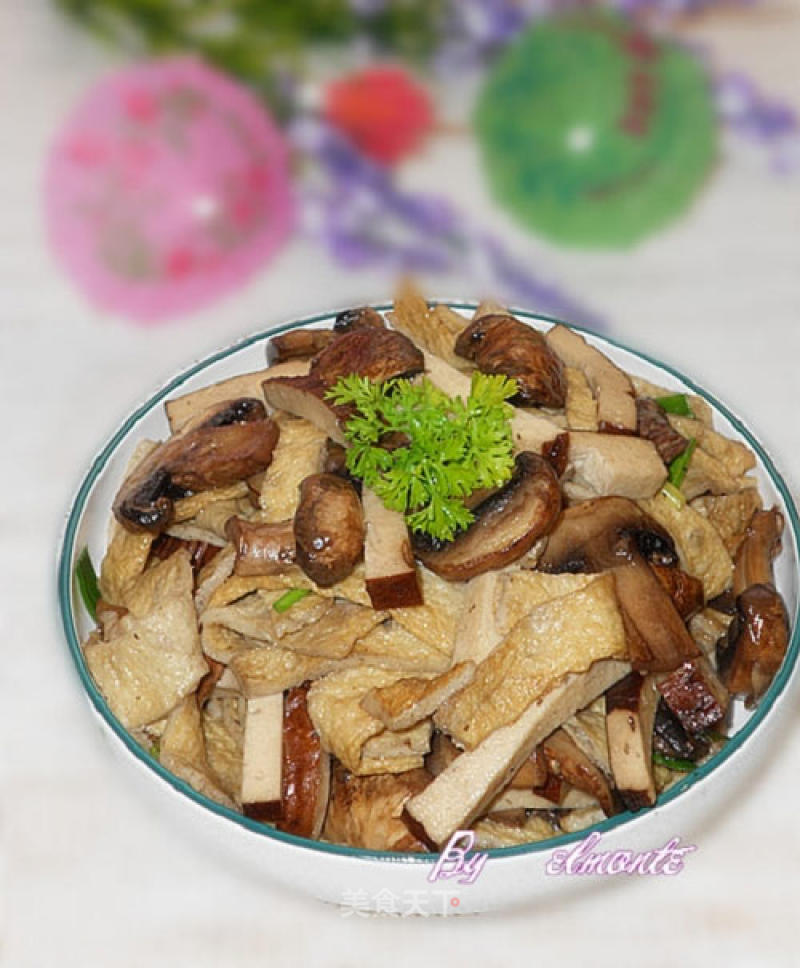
top-left (273, 588), bottom-right (312, 614)
top-left (654, 393), bottom-right (694, 417)
top-left (667, 438), bottom-right (697, 490)
top-left (76, 547), bottom-right (100, 621)
top-left (653, 751), bottom-right (697, 773)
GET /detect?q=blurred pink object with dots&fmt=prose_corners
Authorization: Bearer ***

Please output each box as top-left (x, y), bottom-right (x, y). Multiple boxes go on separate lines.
top-left (45, 58), bottom-right (294, 322)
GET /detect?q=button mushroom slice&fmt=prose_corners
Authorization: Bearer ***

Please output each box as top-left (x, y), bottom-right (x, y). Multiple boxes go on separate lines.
top-left (361, 486), bottom-right (423, 609)
top-left (276, 684), bottom-right (331, 840)
top-left (649, 563), bottom-right (705, 622)
top-left (636, 397), bottom-right (689, 464)
top-left (225, 517), bottom-right (296, 577)
top-left (293, 473), bottom-right (365, 588)
top-left (605, 671), bottom-right (660, 812)
top-left (266, 328), bottom-right (335, 365)
top-left (657, 656), bottom-right (730, 735)
top-left (414, 452), bottom-right (562, 581)
top-left (733, 507), bottom-right (785, 597)
top-left (538, 496), bottom-right (679, 574)
top-left (113, 400), bottom-right (280, 535)
top-left (545, 324), bottom-right (637, 434)
top-left (541, 728), bottom-right (619, 816)
top-left (261, 375), bottom-right (350, 444)
top-left (454, 313), bottom-right (567, 408)
top-left (241, 693), bottom-right (284, 821)
top-left (311, 326), bottom-right (424, 386)
top-left (333, 306), bottom-right (386, 332)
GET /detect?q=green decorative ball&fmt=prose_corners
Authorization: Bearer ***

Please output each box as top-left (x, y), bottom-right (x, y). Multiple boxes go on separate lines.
top-left (475, 13), bottom-right (718, 248)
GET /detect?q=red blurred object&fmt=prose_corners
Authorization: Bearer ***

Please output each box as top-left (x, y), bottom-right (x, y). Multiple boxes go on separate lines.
top-left (323, 66), bottom-right (434, 165)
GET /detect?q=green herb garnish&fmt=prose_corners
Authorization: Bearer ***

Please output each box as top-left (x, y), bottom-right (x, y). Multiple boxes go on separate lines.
top-left (653, 751), bottom-right (697, 773)
top-left (76, 547), bottom-right (100, 621)
top-left (273, 588), bottom-right (312, 614)
top-left (327, 372), bottom-right (517, 541)
top-left (667, 437), bottom-right (697, 490)
top-left (148, 738), bottom-right (161, 761)
top-left (654, 393), bottom-right (694, 418)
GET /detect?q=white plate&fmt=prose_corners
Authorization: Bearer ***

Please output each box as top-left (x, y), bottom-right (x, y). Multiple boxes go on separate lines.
top-left (58, 304), bottom-right (800, 914)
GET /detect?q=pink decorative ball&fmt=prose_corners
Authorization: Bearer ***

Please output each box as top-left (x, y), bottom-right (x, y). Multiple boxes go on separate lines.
top-left (45, 58), bottom-right (295, 321)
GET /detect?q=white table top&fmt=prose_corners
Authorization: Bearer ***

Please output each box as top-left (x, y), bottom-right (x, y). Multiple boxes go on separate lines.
top-left (3, 1), bottom-right (800, 964)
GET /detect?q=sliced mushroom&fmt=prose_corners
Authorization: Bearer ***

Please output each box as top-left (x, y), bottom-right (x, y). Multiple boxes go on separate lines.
top-left (293, 473), bottom-right (365, 587)
top-left (311, 326), bottom-right (424, 386)
top-left (415, 452), bottom-right (562, 581)
top-left (657, 656), bottom-right (730, 734)
top-left (276, 684), bottom-right (331, 839)
top-left (546, 324), bottom-right (637, 433)
top-left (225, 517), bottom-right (296, 576)
top-left (538, 496), bottom-right (678, 573)
top-left (649, 563), bottom-right (705, 622)
top-left (719, 508), bottom-right (790, 701)
top-left (454, 313), bottom-right (567, 408)
top-left (333, 306), bottom-right (386, 332)
top-left (113, 399), bottom-right (280, 535)
top-left (542, 728), bottom-right (618, 816)
top-left (636, 397), bottom-right (689, 464)
top-left (266, 328), bottom-right (335, 364)
top-left (605, 672), bottom-right (660, 811)
top-left (362, 486), bottom-right (423, 609)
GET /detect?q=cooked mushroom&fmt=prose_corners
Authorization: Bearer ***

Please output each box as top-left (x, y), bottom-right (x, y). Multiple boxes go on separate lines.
top-left (718, 508), bottom-right (790, 701)
top-left (333, 306), bottom-right (386, 332)
top-left (538, 496), bottom-right (678, 573)
top-left (225, 517), bottom-right (296, 576)
top-left (546, 324), bottom-right (637, 434)
top-left (276, 684), bottom-right (331, 839)
top-left (361, 486), bottom-right (423, 609)
top-left (293, 473), bottom-right (365, 587)
top-left (636, 397), bottom-right (689, 464)
top-left (454, 313), bottom-right (567, 408)
top-left (266, 328), bottom-right (335, 364)
top-left (605, 672), bottom-right (660, 811)
top-left (542, 728), bottom-right (618, 816)
top-left (311, 326), bottom-right (424, 386)
top-left (113, 399), bottom-right (279, 535)
top-left (649, 563), bottom-right (705, 621)
top-left (657, 657), bottom-right (730, 734)
top-left (415, 452), bottom-right (562, 581)
top-left (261, 375), bottom-right (349, 443)
top-left (652, 698), bottom-right (710, 762)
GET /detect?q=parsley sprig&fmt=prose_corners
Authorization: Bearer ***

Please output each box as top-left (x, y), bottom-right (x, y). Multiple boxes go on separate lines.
top-left (326, 372), bottom-right (517, 541)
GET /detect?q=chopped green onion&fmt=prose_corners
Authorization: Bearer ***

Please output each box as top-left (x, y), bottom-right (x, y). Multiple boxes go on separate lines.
top-left (653, 751), bottom-right (696, 773)
top-left (654, 393), bottom-right (694, 418)
top-left (273, 588), bottom-right (312, 614)
top-left (148, 738), bottom-right (161, 760)
top-left (660, 481), bottom-right (686, 509)
top-left (667, 438), bottom-right (697, 490)
top-left (76, 547), bottom-right (100, 621)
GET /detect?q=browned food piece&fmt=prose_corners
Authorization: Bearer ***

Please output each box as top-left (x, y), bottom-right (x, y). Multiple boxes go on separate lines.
top-left (333, 306), bottom-right (386, 332)
top-left (613, 561), bottom-right (701, 673)
top-left (605, 672), bottom-right (659, 812)
top-left (113, 399), bottom-right (279, 535)
top-left (293, 473), bottom-right (365, 587)
top-left (225, 517), bottom-right (296, 576)
top-left (267, 328), bottom-right (335, 364)
top-left (542, 728), bottom-right (618, 816)
top-left (312, 326), bottom-right (424, 386)
top-left (277, 684), bottom-right (331, 840)
top-left (361, 662), bottom-right (475, 732)
top-left (733, 508), bottom-right (785, 597)
top-left (649, 563), bottom-right (705, 622)
top-left (454, 313), bottom-right (567, 408)
top-left (322, 439), bottom-right (349, 477)
top-left (538, 496), bottom-right (678, 573)
top-left (196, 655), bottom-right (226, 708)
top-left (542, 432), bottom-right (570, 478)
top-left (653, 698), bottom-right (711, 762)
top-left (323, 764), bottom-right (432, 852)
top-left (636, 397), bottom-right (689, 464)
top-left (657, 657), bottom-right (730, 734)
top-left (508, 747), bottom-right (549, 790)
top-left (361, 486), bottom-right (422, 609)
top-left (415, 452), bottom-right (562, 581)
top-left (718, 508), bottom-right (790, 702)
top-left (425, 731), bottom-right (462, 777)
top-left (261, 375), bottom-right (351, 443)
top-left (720, 584), bottom-right (790, 701)
top-left (149, 534), bottom-right (220, 578)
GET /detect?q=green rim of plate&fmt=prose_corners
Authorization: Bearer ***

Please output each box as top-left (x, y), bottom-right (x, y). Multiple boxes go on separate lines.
top-left (57, 303), bottom-right (800, 866)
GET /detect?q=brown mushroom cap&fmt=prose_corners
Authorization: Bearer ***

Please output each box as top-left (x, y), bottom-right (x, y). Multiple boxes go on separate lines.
top-left (266, 328), bottom-right (335, 365)
top-left (293, 473), bottom-right (365, 587)
top-left (415, 452), bottom-right (562, 581)
top-left (454, 314), bottom-right (567, 408)
top-left (312, 326), bottom-right (424, 386)
top-left (113, 398), bottom-right (279, 534)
